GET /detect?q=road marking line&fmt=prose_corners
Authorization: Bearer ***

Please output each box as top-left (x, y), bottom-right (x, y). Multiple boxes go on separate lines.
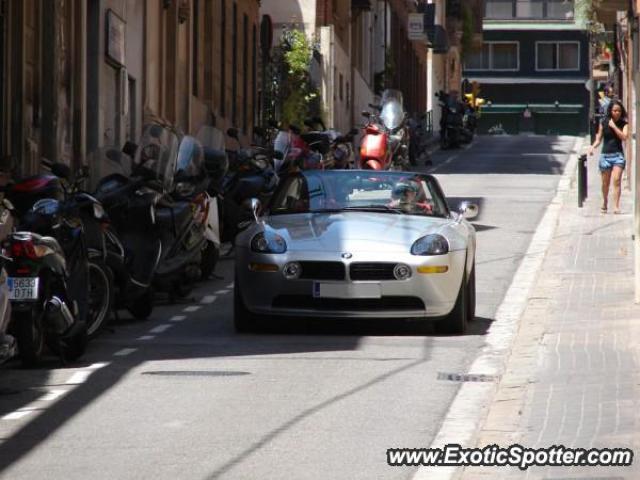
top-left (200, 295), bottom-right (217, 304)
top-left (113, 348), bottom-right (137, 357)
top-left (137, 335), bottom-right (155, 341)
top-left (66, 371), bottom-right (92, 385)
top-left (412, 136), bottom-right (585, 480)
top-left (214, 289), bottom-right (229, 295)
top-left (87, 362), bottom-right (109, 370)
top-left (150, 324), bottom-right (172, 334)
top-left (170, 315), bottom-right (187, 322)
top-left (183, 305), bottom-right (202, 313)
top-left (40, 389), bottom-right (67, 402)
top-left (2, 410), bottom-right (34, 420)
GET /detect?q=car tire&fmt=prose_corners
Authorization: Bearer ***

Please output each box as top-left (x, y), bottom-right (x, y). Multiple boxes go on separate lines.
top-left (233, 284), bottom-right (259, 333)
top-left (466, 262), bottom-right (476, 323)
top-left (435, 272), bottom-right (467, 335)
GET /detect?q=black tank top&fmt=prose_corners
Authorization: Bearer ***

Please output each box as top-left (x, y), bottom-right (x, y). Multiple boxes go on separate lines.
top-left (602, 118), bottom-right (627, 154)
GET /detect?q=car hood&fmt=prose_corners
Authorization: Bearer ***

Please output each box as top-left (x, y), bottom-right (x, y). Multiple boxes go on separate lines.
top-left (258, 212), bottom-right (463, 253)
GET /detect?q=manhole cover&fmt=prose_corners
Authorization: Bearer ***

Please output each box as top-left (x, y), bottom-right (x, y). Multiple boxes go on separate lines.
top-left (142, 370), bottom-right (250, 377)
top-left (437, 372), bottom-right (498, 383)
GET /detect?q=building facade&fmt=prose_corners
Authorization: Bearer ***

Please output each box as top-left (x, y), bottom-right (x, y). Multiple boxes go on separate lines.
top-left (463, 0), bottom-right (590, 135)
top-left (0, 0), bottom-right (260, 177)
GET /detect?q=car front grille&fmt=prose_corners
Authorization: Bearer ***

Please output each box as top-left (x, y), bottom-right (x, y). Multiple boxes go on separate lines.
top-left (299, 261), bottom-right (345, 281)
top-left (349, 262), bottom-right (397, 281)
top-left (272, 295), bottom-right (425, 311)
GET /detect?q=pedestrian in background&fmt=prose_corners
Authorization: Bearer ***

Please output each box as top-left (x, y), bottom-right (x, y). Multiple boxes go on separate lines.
top-left (588, 99), bottom-right (629, 214)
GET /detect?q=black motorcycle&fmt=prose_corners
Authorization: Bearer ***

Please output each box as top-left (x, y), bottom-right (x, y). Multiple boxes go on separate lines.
top-left (436, 90), bottom-right (475, 149)
top-left (4, 182), bottom-right (89, 366)
top-left (220, 127), bottom-right (278, 243)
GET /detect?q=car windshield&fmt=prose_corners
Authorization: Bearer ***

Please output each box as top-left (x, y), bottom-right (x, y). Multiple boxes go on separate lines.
top-left (269, 171), bottom-right (449, 218)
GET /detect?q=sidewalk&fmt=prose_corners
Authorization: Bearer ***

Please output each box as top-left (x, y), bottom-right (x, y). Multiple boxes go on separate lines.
top-left (461, 148), bottom-right (640, 479)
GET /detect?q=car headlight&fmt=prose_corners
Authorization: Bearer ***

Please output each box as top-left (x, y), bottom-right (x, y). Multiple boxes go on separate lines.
top-left (411, 234), bottom-right (449, 256)
top-left (250, 231), bottom-right (287, 254)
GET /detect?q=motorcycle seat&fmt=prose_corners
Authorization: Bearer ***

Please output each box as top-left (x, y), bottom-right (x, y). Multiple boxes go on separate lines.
top-left (155, 202), bottom-right (192, 230)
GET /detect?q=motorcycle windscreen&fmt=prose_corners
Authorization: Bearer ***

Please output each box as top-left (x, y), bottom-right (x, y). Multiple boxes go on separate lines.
top-left (134, 124), bottom-right (180, 192)
top-left (380, 100), bottom-right (404, 131)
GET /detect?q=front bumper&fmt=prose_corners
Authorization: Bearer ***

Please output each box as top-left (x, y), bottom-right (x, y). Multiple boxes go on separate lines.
top-left (235, 248), bottom-right (466, 319)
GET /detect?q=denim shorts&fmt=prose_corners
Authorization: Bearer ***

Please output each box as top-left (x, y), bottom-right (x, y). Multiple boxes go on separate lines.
top-left (599, 152), bottom-right (625, 171)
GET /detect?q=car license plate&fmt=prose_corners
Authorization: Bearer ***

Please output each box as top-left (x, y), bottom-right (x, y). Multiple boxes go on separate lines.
top-left (8, 277), bottom-right (39, 301)
top-left (313, 282), bottom-right (381, 299)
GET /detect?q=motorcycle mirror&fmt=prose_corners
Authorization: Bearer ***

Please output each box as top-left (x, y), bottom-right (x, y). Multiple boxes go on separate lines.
top-left (369, 103), bottom-right (381, 111)
top-left (243, 198), bottom-right (262, 222)
top-left (361, 111), bottom-right (371, 118)
top-left (227, 128), bottom-right (239, 139)
top-left (51, 162), bottom-right (72, 180)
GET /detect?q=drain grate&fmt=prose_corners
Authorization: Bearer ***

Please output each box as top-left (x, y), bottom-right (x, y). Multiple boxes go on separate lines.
top-left (437, 372), bottom-right (498, 383)
top-left (142, 370), bottom-right (250, 377)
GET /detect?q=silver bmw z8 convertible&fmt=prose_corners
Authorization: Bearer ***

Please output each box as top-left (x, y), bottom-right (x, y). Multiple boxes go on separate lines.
top-left (234, 170), bottom-right (478, 334)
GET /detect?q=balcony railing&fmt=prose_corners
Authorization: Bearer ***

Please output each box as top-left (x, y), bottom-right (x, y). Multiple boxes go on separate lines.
top-left (485, 0), bottom-right (574, 20)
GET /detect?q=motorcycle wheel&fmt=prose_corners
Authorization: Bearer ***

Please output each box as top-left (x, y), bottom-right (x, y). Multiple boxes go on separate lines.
top-left (14, 308), bottom-right (45, 368)
top-left (200, 241), bottom-right (219, 280)
top-left (86, 260), bottom-right (114, 338)
top-left (127, 290), bottom-right (154, 320)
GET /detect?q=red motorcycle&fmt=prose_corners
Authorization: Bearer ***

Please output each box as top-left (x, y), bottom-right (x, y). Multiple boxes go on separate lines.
top-left (358, 89), bottom-right (410, 171)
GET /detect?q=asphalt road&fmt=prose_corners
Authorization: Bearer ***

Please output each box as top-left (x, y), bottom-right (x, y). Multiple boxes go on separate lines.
top-left (0, 134), bottom-right (578, 480)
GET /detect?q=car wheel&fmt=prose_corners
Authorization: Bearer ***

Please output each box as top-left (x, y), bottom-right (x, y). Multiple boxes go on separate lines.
top-left (466, 262), bottom-right (476, 323)
top-left (435, 272), bottom-right (467, 335)
top-left (233, 284), bottom-right (259, 333)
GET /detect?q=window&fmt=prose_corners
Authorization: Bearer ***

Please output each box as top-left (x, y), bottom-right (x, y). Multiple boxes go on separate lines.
top-left (485, 0), bottom-right (574, 20)
top-left (464, 42), bottom-right (519, 71)
top-left (536, 42), bottom-right (579, 70)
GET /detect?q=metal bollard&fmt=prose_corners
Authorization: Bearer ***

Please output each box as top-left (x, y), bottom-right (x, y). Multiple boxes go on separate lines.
top-left (578, 154), bottom-right (588, 208)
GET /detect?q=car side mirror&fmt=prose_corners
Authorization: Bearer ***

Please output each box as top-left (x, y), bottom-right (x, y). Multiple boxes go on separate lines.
top-left (243, 197), bottom-right (262, 222)
top-left (459, 202), bottom-right (479, 220)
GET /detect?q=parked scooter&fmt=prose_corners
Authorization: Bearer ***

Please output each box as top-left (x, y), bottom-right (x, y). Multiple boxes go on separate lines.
top-left (222, 127), bottom-right (278, 243)
top-left (436, 90), bottom-right (473, 149)
top-left (359, 89), bottom-right (410, 170)
top-left (131, 125), bottom-right (208, 299)
top-left (0, 199), bottom-right (15, 363)
top-left (3, 179), bottom-right (90, 366)
top-left (302, 118), bottom-right (358, 170)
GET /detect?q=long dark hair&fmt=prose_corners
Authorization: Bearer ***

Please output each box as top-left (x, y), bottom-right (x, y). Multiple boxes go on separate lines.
top-left (607, 99), bottom-right (627, 121)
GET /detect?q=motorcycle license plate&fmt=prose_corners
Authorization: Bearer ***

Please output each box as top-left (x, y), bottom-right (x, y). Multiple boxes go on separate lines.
top-left (8, 277), bottom-right (39, 301)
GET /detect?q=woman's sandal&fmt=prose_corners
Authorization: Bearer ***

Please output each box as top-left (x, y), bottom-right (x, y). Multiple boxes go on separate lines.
top-left (600, 206), bottom-right (608, 214)
top-left (613, 209), bottom-right (622, 214)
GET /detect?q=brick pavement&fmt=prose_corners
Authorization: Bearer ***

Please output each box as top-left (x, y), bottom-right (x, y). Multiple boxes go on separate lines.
top-left (460, 149), bottom-right (640, 479)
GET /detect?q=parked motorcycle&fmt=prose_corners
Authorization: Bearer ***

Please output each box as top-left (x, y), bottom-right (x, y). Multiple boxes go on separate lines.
top-left (359, 89), bottom-right (410, 170)
top-left (3, 179), bottom-right (90, 366)
top-left (222, 127), bottom-right (278, 243)
top-left (436, 90), bottom-right (473, 149)
top-left (302, 118), bottom-right (358, 170)
top-left (0, 199), bottom-right (15, 363)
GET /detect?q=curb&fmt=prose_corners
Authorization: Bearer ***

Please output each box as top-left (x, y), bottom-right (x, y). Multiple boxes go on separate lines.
top-left (411, 135), bottom-right (587, 480)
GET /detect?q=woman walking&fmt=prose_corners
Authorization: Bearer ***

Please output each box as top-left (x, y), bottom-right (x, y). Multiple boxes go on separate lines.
top-left (588, 99), bottom-right (629, 214)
